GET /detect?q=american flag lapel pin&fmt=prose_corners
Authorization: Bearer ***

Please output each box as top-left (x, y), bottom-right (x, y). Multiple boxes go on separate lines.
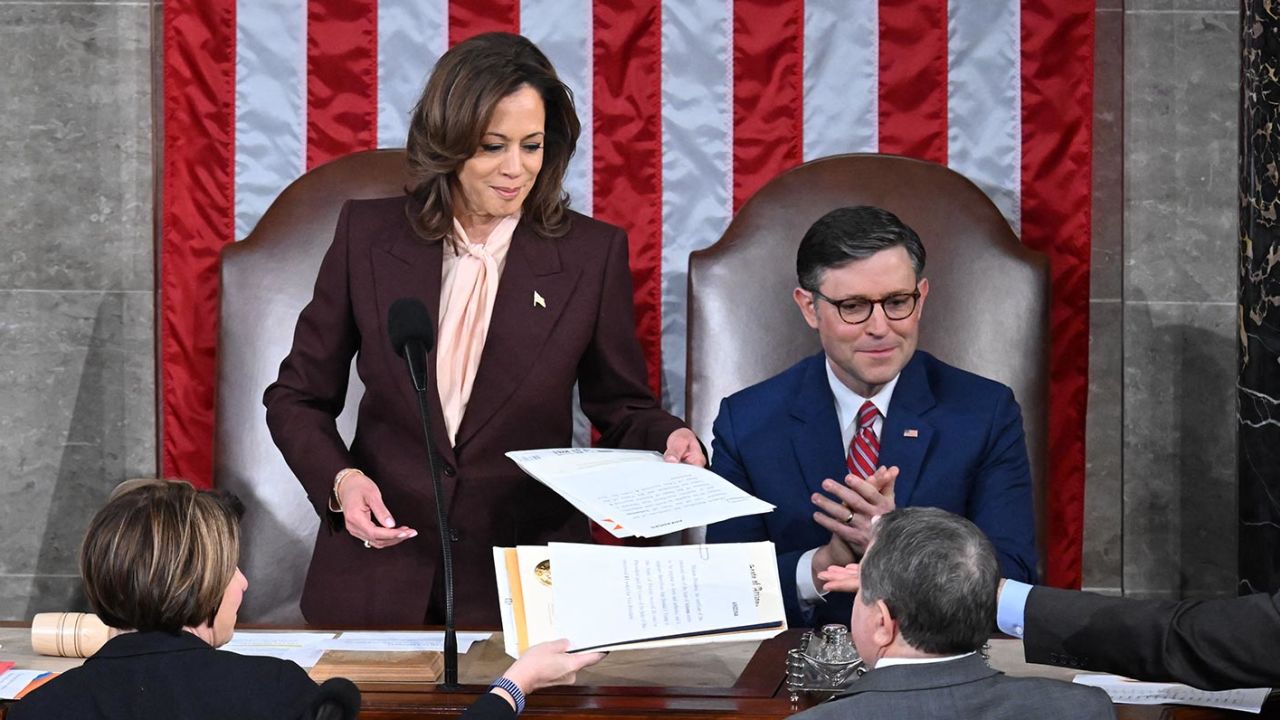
top-left (903, 429), bottom-right (919, 438)
top-left (533, 291), bottom-right (546, 308)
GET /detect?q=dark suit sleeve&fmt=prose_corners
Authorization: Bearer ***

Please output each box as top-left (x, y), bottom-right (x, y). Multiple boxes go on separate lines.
top-left (457, 692), bottom-right (518, 720)
top-left (263, 200), bottom-right (362, 521)
top-left (706, 398), bottom-right (769, 542)
top-left (577, 227), bottom-right (685, 451)
top-left (273, 660), bottom-right (323, 719)
top-left (967, 386), bottom-right (1037, 583)
top-left (1025, 585), bottom-right (1280, 690)
top-left (706, 397), bottom-right (817, 626)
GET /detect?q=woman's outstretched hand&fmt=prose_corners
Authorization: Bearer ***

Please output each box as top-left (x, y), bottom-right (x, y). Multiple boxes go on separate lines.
top-left (663, 428), bottom-right (707, 467)
top-left (492, 639), bottom-right (606, 710)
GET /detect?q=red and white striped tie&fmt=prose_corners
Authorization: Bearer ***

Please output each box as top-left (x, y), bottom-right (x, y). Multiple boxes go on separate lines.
top-left (846, 400), bottom-right (881, 479)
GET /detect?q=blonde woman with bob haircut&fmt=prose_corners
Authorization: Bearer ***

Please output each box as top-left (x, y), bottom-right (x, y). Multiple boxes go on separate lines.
top-left (12, 480), bottom-right (602, 720)
top-left (264, 31), bottom-right (705, 628)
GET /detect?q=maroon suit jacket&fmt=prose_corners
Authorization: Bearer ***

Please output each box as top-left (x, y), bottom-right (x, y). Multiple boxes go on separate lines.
top-left (263, 195), bottom-right (684, 627)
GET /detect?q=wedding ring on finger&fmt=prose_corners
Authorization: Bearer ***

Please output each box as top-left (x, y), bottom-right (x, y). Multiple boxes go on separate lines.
top-left (843, 511), bottom-right (855, 525)
top-left (363, 540), bottom-right (373, 549)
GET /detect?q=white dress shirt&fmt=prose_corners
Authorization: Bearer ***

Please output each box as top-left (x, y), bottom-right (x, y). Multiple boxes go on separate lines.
top-left (873, 651), bottom-right (975, 670)
top-left (795, 358), bottom-right (901, 612)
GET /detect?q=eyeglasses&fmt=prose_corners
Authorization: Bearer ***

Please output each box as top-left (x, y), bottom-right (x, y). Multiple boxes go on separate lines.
top-left (810, 289), bottom-right (921, 325)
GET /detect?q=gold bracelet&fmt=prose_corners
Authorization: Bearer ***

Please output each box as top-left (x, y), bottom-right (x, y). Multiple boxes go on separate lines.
top-left (329, 468), bottom-right (362, 513)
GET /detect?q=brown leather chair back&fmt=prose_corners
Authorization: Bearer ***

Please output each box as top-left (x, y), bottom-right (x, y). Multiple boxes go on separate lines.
top-left (216, 150), bottom-right (411, 622)
top-left (686, 154), bottom-right (1049, 567)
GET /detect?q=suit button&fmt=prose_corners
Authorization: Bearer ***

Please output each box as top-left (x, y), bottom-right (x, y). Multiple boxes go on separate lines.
top-left (442, 463), bottom-right (457, 477)
top-left (449, 528), bottom-right (460, 542)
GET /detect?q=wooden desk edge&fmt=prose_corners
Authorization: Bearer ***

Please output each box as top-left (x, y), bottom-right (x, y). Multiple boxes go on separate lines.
top-left (2, 624), bottom-right (1273, 719)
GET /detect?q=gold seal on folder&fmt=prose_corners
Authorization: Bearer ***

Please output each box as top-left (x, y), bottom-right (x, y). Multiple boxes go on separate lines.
top-left (534, 559), bottom-right (552, 586)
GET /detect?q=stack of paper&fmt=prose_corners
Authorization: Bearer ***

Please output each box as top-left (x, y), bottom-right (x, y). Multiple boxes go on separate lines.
top-left (223, 631), bottom-right (493, 667)
top-left (494, 541), bottom-right (786, 657)
top-left (1073, 674), bottom-right (1272, 714)
top-left (505, 448), bottom-right (774, 538)
top-left (320, 631), bottom-right (490, 653)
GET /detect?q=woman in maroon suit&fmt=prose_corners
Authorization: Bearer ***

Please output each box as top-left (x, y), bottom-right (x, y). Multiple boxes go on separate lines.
top-left (264, 32), bottom-right (703, 627)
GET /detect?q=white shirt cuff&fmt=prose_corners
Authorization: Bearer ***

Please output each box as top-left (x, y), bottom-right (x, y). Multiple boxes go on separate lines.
top-left (996, 579), bottom-right (1034, 638)
top-left (797, 547), bottom-right (829, 606)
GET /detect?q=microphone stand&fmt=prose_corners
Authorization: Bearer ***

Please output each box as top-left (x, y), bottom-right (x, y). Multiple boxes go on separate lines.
top-left (405, 343), bottom-right (459, 689)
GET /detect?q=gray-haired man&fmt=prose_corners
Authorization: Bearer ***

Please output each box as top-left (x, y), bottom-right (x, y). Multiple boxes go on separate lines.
top-left (793, 507), bottom-right (1114, 720)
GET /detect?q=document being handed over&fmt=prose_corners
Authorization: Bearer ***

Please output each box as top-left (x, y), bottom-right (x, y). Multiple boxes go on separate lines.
top-left (494, 541), bottom-right (786, 657)
top-left (505, 448), bottom-right (774, 537)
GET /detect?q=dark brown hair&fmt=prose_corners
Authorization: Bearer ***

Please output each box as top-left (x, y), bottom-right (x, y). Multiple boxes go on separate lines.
top-left (80, 479), bottom-right (243, 633)
top-left (406, 32), bottom-right (580, 241)
top-left (796, 206), bottom-right (926, 291)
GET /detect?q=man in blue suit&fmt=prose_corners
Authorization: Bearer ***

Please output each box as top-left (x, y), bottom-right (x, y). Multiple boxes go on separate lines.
top-left (706, 206), bottom-right (1037, 628)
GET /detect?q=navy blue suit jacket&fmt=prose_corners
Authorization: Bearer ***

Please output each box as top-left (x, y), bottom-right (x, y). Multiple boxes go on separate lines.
top-left (706, 351), bottom-right (1037, 627)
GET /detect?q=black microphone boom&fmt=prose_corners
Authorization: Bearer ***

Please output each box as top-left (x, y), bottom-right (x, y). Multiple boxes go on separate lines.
top-left (387, 297), bottom-right (458, 689)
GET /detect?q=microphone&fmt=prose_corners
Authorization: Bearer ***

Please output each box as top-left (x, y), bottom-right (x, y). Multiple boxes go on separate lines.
top-left (387, 298), bottom-right (459, 689)
top-left (310, 677), bottom-right (362, 720)
top-left (388, 298), bottom-right (434, 391)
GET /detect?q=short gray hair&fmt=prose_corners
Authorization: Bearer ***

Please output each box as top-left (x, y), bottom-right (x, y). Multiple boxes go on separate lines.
top-left (858, 507), bottom-right (997, 655)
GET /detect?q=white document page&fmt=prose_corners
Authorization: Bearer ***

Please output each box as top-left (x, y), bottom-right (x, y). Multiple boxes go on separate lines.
top-left (508, 448), bottom-right (660, 474)
top-left (507, 450), bottom-right (667, 536)
top-left (225, 632), bottom-right (335, 647)
top-left (506, 448), bottom-right (774, 537)
top-left (493, 545), bottom-right (559, 658)
top-left (0, 669), bottom-right (53, 700)
top-left (224, 645), bottom-right (327, 668)
top-left (222, 632), bottom-right (336, 667)
top-left (322, 631), bottom-right (491, 653)
top-left (549, 542), bottom-right (785, 652)
top-left (1073, 674), bottom-right (1271, 714)
top-left (514, 546), bottom-right (556, 647)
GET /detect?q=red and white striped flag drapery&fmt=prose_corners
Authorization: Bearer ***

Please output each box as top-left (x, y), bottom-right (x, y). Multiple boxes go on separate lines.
top-left (161, 0), bottom-right (1092, 587)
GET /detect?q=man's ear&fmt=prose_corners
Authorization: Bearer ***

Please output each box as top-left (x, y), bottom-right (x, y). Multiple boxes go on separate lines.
top-left (872, 599), bottom-right (897, 647)
top-left (915, 277), bottom-right (929, 319)
top-left (794, 287), bottom-right (820, 330)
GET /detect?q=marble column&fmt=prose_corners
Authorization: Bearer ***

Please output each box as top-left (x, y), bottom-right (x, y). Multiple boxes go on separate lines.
top-left (1123, 3), bottom-right (1239, 601)
top-left (1239, 1), bottom-right (1280, 595)
top-left (0, 1), bottom-right (155, 619)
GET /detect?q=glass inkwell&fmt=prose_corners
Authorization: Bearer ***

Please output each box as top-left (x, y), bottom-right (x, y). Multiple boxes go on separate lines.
top-left (785, 624), bottom-right (866, 704)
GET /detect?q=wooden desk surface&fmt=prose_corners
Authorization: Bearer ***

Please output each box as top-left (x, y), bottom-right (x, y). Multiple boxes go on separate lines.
top-left (0, 623), bottom-right (1273, 719)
